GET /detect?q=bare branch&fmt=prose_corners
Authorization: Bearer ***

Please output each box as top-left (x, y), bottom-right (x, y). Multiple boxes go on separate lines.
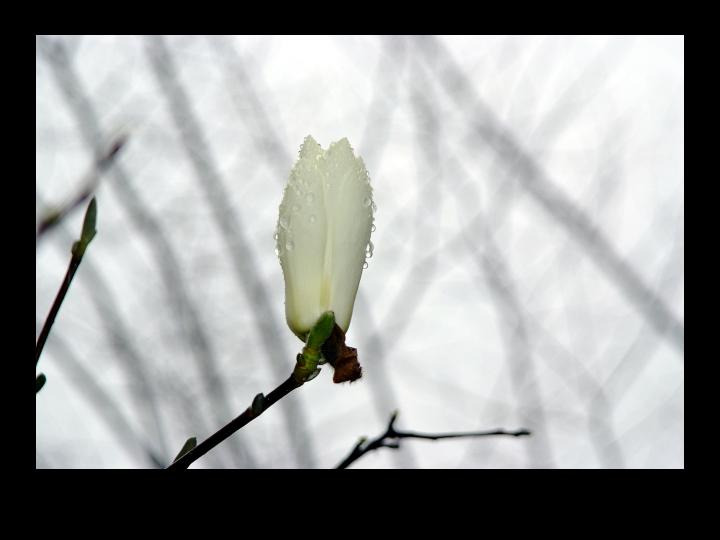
top-left (36, 198), bottom-right (97, 366)
top-left (335, 411), bottom-right (531, 469)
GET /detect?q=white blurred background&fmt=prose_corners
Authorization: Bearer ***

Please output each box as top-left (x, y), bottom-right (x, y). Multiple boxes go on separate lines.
top-left (36, 35), bottom-right (684, 468)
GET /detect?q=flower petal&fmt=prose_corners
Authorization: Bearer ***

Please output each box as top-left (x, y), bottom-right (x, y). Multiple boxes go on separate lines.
top-left (321, 138), bottom-right (373, 333)
top-left (277, 136), bottom-right (374, 339)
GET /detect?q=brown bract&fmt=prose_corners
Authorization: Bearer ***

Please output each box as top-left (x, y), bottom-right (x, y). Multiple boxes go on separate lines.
top-left (321, 324), bottom-right (362, 383)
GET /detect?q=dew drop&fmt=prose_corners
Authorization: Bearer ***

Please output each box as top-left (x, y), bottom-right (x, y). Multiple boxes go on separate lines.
top-left (274, 246), bottom-right (280, 256)
top-left (305, 193), bottom-right (314, 204)
top-left (371, 224), bottom-right (376, 233)
top-left (371, 201), bottom-right (378, 212)
top-left (366, 241), bottom-right (374, 259)
top-left (285, 240), bottom-right (295, 251)
top-left (273, 232), bottom-right (279, 241)
top-left (279, 215), bottom-right (289, 230)
top-left (308, 215), bottom-right (316, 224)
top-left (363, 261), bottom-right (369, 269)
top-left (363, 196), bottom-right (372, 208)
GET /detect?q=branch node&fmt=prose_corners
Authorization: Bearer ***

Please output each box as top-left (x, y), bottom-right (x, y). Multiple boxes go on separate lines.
top-left (251, 393), bottom-right (266, 416)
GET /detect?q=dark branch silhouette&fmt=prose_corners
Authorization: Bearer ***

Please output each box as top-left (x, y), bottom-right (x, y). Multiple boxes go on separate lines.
top-left (335, 411), bottom-right (531, 469)
top-left (36, 252), bottom-right (82, 366)
top-left (168, 373), bottom-right (304, 469)
top-left (168, 311), bottom-right (337, 469)
top-left (36, 198), bottom-right (97, 366)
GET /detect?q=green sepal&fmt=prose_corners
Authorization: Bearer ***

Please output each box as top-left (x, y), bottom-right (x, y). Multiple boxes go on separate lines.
top-left (304, 310), bottom-right (335, 359)
top-left (293, 311), bottom-right (335, 382)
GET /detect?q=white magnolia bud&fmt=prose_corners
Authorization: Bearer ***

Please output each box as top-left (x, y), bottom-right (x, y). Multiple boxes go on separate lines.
top-left (276, 136), bottom-right (375, 341)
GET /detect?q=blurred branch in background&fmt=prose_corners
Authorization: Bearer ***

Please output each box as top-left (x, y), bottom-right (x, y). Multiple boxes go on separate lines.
top-left (38, 35), bottom-right (254, 468)
top-left (428, 41), bottom-right (633, 467)
top-left (36, 136), bottom-right (125, 241)
top-left (416, 35), bottom-right (684, 356)
top-left (336, 411), bottom-right (530, 469)
top-left (465, 223), bottom-right (555, 467)
top-left (351, 37), bottom-right (417, 469)
top-left (442, 118), bottom-right (616, 467)
top-left (209, 35), bottom-right (292, 180)
top-left (40, 330), bottom-right (165, 468)
top-left (144, 35), bottom-right (315, 468)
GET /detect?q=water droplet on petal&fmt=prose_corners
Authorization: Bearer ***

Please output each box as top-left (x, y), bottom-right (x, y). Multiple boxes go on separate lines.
top-left (363, 261), bottom-right (369, 269)
top-left (308, 215), bottom-right (316, 224)
top-left (363, 196), bottom-right (372, 208)
top-left (305, 193), bottom-right (314, 204)
top-left (279, 216), bottom-right (289, 230)
top-left (371, 224), bottom-right (376, 233)
top-left (285, 240), bottom-right (294, 251)
top-left (273, 232), bottom-right (279, 241)
top-left (274, 246), bottom-right (280, 256)
top-left (371, 201), bottom-right (377, 212)
top-left (366, 241), bottom-right (374, 259)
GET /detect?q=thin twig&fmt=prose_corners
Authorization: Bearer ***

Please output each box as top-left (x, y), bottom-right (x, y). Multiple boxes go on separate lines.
top-left (35, 255), bottom-right (81, 365)
top-left (167, 374), bottom-right (304, 470)
top-left (335, 411), bottom-right (531, 469)
top-left (168, 312), bottom-right (334, 469)
top-left (36, 198), bottom-right (97, 366)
